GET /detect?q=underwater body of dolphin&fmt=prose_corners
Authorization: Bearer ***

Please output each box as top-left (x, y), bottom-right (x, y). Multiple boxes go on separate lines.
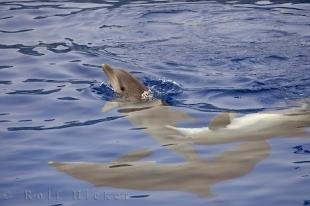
top-left (102, 64), bottom-right (309, 147)
top-left (167, 103), bottom-right (310, 145)
top-left (101, 64), bottom-right (197, 161)
top-left (49, 65), bottom-right (310, 197)
top-left (49, 140), bottom-right (269, 197)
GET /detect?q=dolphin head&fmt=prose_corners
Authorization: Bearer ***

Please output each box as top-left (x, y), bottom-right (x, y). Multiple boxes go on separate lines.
top-left (102, 64), bottom-right (148, 102)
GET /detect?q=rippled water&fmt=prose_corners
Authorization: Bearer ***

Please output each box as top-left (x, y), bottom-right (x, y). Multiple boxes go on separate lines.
top-left (1, 0), bottom-right (310, 205)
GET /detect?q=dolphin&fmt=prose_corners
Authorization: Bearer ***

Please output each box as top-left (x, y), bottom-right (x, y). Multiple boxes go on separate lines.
top-left (166, 102), bottom-right (310, 145)
top-left (49, 140), bottom-right (270, 197)
top-left (102, 64), bottom-right (149, 102)
top-left (48, 65), bottom-right (309, 197)
top-left (101, 64), bottom-right (198, 161)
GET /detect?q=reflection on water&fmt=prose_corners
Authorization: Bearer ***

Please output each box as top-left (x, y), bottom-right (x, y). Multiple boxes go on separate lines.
top-left (1, 0), bottom-right (310, 205)
top-left (51, 141), bottom-right (270, 197)
top-left (50, 100), bottom-right (309, 197)
top-left (102, 100), bottom-right (198, 160)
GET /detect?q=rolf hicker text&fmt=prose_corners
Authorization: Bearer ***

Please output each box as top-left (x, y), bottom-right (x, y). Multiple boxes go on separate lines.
top-left (24, 189), bottom-right (129, 201)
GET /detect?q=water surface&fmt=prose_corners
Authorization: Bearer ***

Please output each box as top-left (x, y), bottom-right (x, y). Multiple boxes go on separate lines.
top-left (0, 0), bottom-right (310, 205)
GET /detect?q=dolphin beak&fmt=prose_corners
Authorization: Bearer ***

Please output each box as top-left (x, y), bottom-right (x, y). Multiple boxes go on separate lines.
top-left (102, 64), bottom-right (114, 80)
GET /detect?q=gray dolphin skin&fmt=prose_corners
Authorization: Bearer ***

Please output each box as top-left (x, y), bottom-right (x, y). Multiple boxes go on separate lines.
top-left (102, 64), bottom-right (148, 102)
top-left (49, 65), bottom-right (310, 197)
top-left (49, 141), bottom-right (269, 197)
top-left (167, 103), bottom-right (310, 145)
top-left (101, 64), bottom-right (197, 161)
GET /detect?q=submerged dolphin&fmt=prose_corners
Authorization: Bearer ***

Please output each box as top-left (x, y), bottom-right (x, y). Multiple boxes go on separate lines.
top-left (49, 65), bottom-right (309, 197)
top-left (49, 140), bottom-right (270, 197)
top-left (167, 102), bottom-right (310, 145)
top-left (101, 64), bottom-right (198, 161)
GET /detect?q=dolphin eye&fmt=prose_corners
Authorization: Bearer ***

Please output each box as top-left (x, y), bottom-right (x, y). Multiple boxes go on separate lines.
top-left (120, 86), bottom-right (125, 92)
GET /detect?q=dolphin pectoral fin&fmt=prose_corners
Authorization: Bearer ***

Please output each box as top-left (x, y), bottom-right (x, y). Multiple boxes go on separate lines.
top-left (101, 101), bottom-right (119, 113)
top-left (48, 161), bottom-right (87, 171)
top-left (165, 125), bottom-right (209, 138)
top-left (209, 112), bottom-right (235, 131)
top-left (165, 125), bottom-right (188, 137)
top-left (115, 149), bottom-right (153, 162)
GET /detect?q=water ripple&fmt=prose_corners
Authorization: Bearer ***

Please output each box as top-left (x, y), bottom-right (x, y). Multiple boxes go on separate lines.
top-left (0, 28), bottom-right (34, 33)
top-left (0, 81), bottom-right (11, 85)
top-left (0, 65), bottom-right (13, 70)
top-left (293, 160), bottom-right (310, 164)
top-left (7, 88), bottom-right (61, 95)
top-left (140, 8), bottom-right (195, 18)
top-left (143, 77), bottom-right (183, 99)
top-left (0, 44), bottom-right (44, 56)
top-left (24, 78), bottom-right (95, 85)
top-left (91, 82), bottom-right (115, 101)
top-left (0, 0), bottom-right (309, 205)
top-left (294, 144), bottom-right (310, 154)
top-left (7, 116), bottom-right (124, 131)
top-left (57, 97), bottom-right (79, 101)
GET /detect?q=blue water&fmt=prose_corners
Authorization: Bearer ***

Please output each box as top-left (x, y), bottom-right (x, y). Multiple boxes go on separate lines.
top-left (0, 0), bottom-right (310, 205)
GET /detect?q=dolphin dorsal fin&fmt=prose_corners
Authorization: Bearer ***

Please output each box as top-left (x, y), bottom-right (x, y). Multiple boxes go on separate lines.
top-left (209, 112), bottom-right (234, 130)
